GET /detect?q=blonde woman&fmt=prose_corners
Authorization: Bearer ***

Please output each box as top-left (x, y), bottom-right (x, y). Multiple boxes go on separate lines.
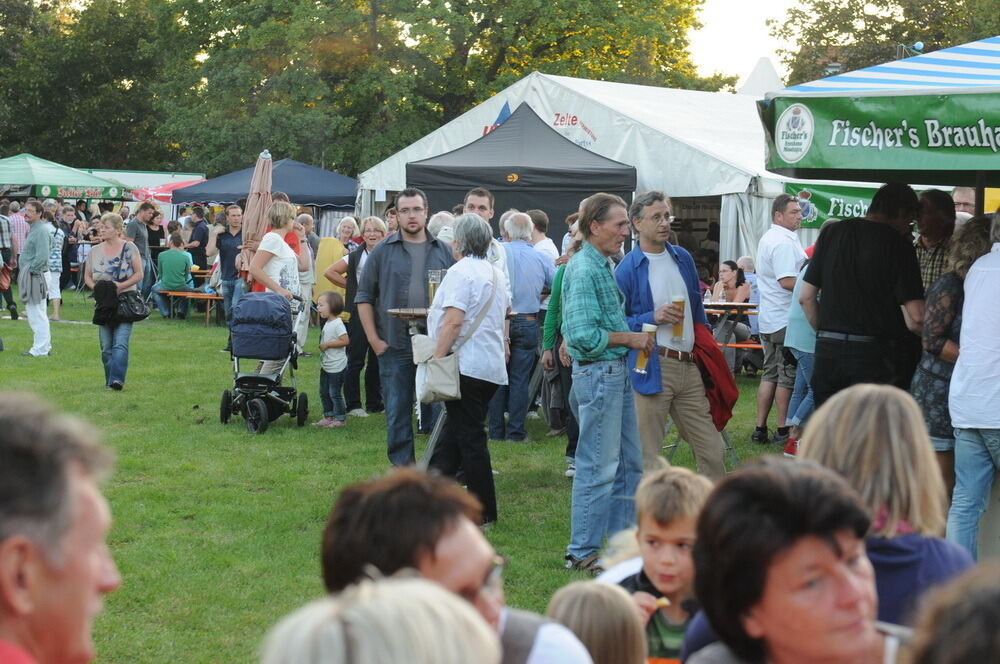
top-left (547, 581), bottom-right (647, 664)
top-left (84, 213), bottom-right (144, 390)
top-left (260, 577), bottom-right (500, 664)
top-left (800, 384), bottom-right (973, 624)
top-left (248, 201), bottom-right (299, 300)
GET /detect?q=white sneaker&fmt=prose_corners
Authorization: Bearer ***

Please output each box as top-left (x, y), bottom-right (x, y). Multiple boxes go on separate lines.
top-left (526, 411), bottom-right (541, 420)
top-left (348, 408), bottom-right (369, 418)
top-left (565, 459), bottom-right (576, 478)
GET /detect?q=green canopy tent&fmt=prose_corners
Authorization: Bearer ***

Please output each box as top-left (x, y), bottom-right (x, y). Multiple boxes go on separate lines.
top-left (0, 153), bottom-right (130, 199)
top-left (759, 36), bottom-right (1000, 213)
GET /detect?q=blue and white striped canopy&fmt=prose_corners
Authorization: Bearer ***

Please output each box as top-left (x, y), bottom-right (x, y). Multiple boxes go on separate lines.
top-left (785, 35), bottom-right (1000, 93)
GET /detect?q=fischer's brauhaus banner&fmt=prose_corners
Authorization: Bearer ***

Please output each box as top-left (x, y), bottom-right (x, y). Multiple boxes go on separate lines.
top-left (763, 92), bottom-right (1000, 181)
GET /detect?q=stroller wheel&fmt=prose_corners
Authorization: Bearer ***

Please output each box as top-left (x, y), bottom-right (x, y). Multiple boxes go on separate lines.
top-left (220, 389), bottom-right (233, 424)
top-left (295, 392), bottom-right (308, 426)
top-left (245, 398), bottom-right (269, 434)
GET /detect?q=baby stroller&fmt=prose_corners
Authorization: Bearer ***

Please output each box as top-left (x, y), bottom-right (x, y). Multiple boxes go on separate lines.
top-left (220, 292), bottom-right (309, 433)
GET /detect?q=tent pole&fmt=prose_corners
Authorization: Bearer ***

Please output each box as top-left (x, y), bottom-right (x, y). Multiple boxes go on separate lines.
top-left (975, 171), bottom-right (986, 216)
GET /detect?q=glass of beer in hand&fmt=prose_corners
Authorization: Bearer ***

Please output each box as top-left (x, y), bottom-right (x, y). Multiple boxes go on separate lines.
top-left (427, 270), bottom-right (442, 304)
top-left (671, 295), bottom-right (686, 342)
top-left (634, 323), bottom-right (657, 374)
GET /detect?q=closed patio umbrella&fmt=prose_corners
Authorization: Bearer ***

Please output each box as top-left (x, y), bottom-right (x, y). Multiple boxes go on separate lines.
top-left (237, 150), bottom-right (273, 285)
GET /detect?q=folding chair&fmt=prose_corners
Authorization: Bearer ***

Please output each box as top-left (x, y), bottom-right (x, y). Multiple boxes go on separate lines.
top-left (663, 419), bottom-right (740, 472)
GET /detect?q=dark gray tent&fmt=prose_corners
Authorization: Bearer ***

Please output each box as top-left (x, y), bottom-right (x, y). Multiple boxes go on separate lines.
top-left (406, 103), bottom-right (636, 242)
top-left (172, 158), bottom-right (357, 208)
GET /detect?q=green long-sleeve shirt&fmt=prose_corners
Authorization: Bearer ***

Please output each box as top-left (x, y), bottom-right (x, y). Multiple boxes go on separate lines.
top-left (20, 222), bottom-right (53, 274)
top-left (542, 264), bottom-right (566, 351)
top-left (561, 241), bottom-right (628, 361)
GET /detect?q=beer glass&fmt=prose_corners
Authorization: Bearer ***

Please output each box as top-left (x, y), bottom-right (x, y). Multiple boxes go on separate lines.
top-left (427, 269), bottom-right (442, 304)
top-left (634, 323), bottom-right (657, 374)
top-left (671, 294), bottom-right (686, 342)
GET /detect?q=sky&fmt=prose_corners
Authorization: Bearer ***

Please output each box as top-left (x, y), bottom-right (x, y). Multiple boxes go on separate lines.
top-left (688, 0), bottom-right (799, 84)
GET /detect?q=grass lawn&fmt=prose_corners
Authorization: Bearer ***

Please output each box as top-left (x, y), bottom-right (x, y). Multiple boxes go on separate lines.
top-left (1, 290), bottom-right (780, 664)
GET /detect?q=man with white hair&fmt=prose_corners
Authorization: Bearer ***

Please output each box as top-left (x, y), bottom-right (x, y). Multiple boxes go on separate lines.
top-left (427, 211), bottom-right (455, 238)
top-left (951, 186), bottom-right (976, 216)
top-left (488, 211), bottom-right (554, 441)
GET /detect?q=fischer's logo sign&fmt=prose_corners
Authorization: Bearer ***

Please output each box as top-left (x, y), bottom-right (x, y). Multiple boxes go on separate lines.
top-left (775, 103), bottom-right (814, 163)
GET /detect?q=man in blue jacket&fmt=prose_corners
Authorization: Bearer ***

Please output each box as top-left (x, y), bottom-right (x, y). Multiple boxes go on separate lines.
top-left (615, 191), bottom-right (725, 479)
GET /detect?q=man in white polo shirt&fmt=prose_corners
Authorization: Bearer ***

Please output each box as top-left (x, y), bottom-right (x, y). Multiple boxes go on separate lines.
top-left (752, 194), bottom-right (806, 447)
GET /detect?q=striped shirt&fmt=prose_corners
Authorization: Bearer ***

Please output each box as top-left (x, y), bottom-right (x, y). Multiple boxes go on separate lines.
top-left (10, 214), bottom-right (28, 254)
top-left (0, 215), bottom-right (11, 249)
top-left (561, 241), bottom-right (629, 362)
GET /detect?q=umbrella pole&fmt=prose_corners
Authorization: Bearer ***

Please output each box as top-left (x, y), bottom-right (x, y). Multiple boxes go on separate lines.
top-left (975, 170), bottom-right (986, 216)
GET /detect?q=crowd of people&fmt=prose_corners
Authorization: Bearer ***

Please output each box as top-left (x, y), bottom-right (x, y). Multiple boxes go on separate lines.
top-left (5, 383), bottom-right (1000, 664)
top-left (2, 179), bottom-right (999, 664)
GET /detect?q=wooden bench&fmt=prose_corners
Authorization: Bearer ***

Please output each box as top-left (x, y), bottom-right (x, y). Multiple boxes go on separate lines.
top-left (158, 290), bottom-right (224, 327)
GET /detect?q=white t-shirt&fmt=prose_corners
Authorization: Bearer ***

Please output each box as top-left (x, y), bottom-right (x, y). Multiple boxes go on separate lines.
top-left (257, 231), bottom-right (300, 295)
top-left (949, 243), bottom-right (1000, 429)
top-left (320, 317), bottom-right (348, 373)
top-left (427, 256), bottom-right (510, 386)
top-left (644, 250), bottom-right (694, 352)
top-left (756, 224), bottom-right (806, 334)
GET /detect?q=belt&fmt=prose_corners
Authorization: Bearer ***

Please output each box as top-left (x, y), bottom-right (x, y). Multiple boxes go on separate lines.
top-left (658, 347), bottom-right (693, 362)
top-left (576, 356), bottom-right (625, 367)
top-left (512, 313), bottom-right (537, 321)
top-left (817, 331), bottom-right (878, 343)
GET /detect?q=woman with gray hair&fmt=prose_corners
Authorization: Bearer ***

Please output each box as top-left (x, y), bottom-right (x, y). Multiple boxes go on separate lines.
top-left (336, 217), bottom-right (360, 254)
top-left (260, 577), bottom-right (501, 664)
top-left (426, 214), bottom-right (511, 525)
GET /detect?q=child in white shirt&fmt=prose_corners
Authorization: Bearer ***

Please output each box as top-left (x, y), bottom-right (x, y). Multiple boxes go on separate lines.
top-left (315, 291), bottom-right (349, 428)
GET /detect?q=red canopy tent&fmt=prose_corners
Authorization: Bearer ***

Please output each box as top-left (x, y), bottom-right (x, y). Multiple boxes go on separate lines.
top-left (132, 178), bottom-right (206, 204)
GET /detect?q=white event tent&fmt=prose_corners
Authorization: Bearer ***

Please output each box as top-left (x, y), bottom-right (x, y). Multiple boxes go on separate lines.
top-left (358, 71), bottom-right (830, 260)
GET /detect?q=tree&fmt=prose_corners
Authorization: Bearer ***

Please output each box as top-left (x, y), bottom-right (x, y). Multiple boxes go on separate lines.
top-left (770, 0), bottom-right (996, 86)
top-left (0, 0), bottom-right (179, 170)
top-left (153, 0), bottom-right (734, 177)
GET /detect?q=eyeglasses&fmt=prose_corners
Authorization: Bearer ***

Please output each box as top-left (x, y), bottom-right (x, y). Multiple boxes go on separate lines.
top-left (457, 555), bottom-right (507, 605)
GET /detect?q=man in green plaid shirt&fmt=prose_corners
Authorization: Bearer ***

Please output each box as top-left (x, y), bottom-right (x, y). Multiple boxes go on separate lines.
top-left (561, 193), bottom-right (653, 573)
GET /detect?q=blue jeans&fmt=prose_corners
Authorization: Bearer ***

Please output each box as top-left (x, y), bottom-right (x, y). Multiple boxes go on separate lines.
top-left (786, 349), bottom-right (815, 428)
top-left (140, 258), bottom-right (154, 299)
top-left (567, 357), bottom-right (643, 559)
top-left (946, 427), bottom-right (1000, 561)
top-left (152, 281), bottom-right (195, 317)
top-left (488, 317), bottom-right (538, 441)
top-left (98, 322), bottom-right (133, 386)
top-left (221, 278), bottom-right (244, 323)
top-left (379, 346), bottom-right (418, 466)
top-left (320, 368), bottom-right (347, 420)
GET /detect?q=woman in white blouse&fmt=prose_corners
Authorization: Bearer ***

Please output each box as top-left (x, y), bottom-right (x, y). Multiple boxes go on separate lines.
top-left (426, 214), bottom-right (511, 525)
top-left (249, 201), bottom-right (300, 300)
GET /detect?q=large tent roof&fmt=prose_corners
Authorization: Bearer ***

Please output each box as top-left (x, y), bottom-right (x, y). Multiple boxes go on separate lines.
top-left (0, 153), bottom-right (129, 198)
top-left (782, 35), bottom-right (1000, 94)
top-left (173, 158), bottom-right (357, 207)
top-left (361, 71), bottom-right (770, 199)
top-left (407, 103), bottom-right (635, 191)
